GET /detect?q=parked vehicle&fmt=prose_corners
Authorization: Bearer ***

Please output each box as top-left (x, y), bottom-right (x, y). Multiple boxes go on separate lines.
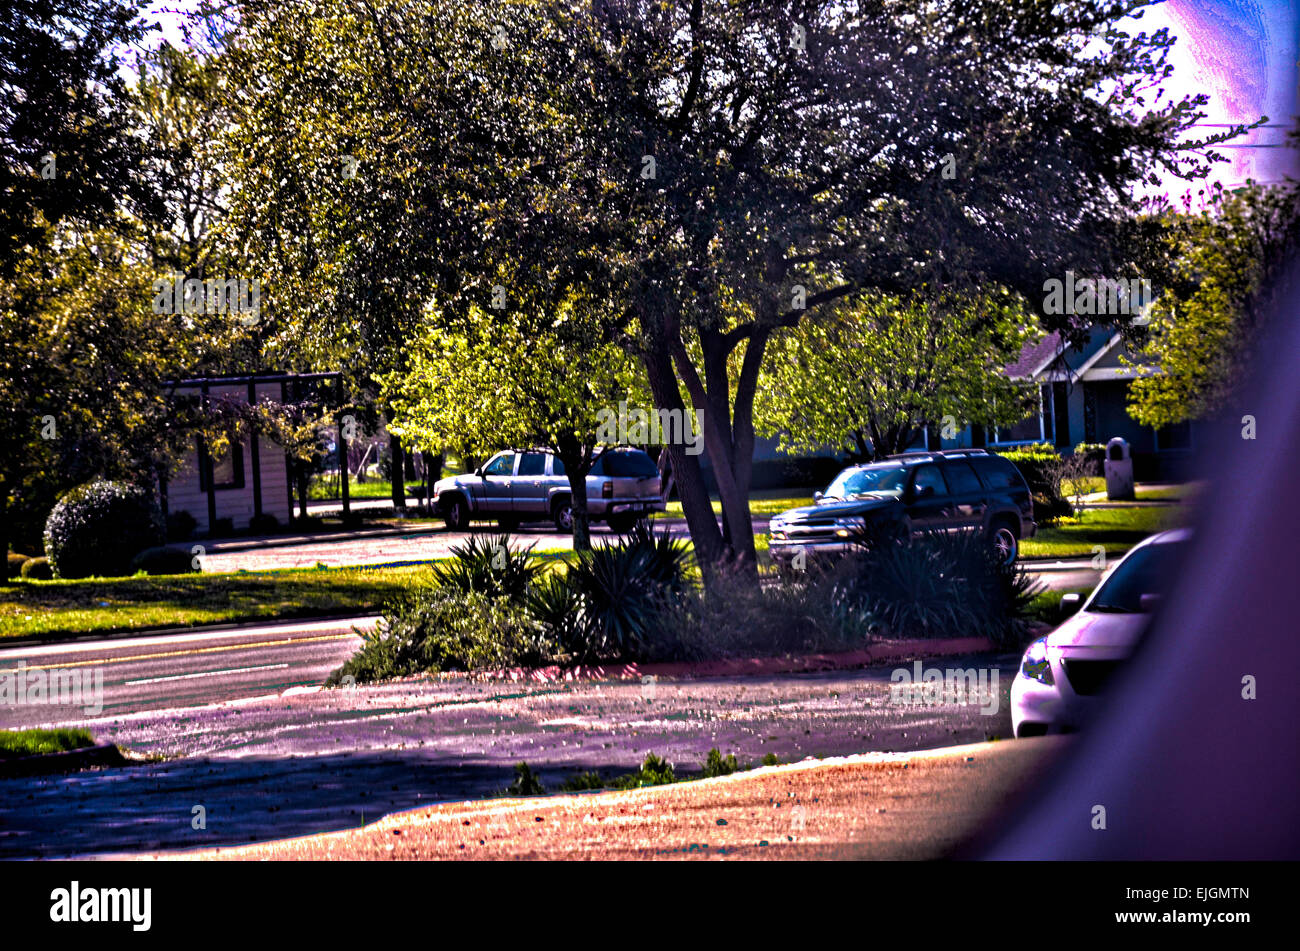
top-left (767, 449), bottom-right (1036, 569)
top-left (432, 447), bottom-right (665, 533)
top-left (1011, 528), bottom-right (1190, 737)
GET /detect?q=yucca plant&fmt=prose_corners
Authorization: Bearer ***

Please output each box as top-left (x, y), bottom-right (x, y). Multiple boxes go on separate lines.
top-left (432, 533), bottom-right (543, 603)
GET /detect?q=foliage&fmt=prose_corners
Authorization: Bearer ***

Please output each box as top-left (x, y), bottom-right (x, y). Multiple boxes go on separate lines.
top-left (1126, 181), bottom-right (1300, 427)
top-left (430, 534), bottom-right (544, 603)
top-left (327, 586), bottom-right (555, 683)
top-left (212, 0), bottom-right (1229, 579)
top-left (560, 525), bottom-right (693, 662)
top-left (756, 291), bottom-right (1041, 460)
top-left (0, 728), bottom-right (97, 760)
top-left (506, 762), bottom-right (545, 797)
top-left (702, 748), bottom-right (739, 779)
top-left (129, 546), bottom-right (198, 577)
top-left (829, 528), bottom-right (1042, 646)
top-left (43, 481), bottom-right (165, 579)
top-left (380, 301), bottom-right (646, 548)
top-left (997, 445), bottom-right (1074, 523)
top-left (607, 754), bottom-right (677, 790)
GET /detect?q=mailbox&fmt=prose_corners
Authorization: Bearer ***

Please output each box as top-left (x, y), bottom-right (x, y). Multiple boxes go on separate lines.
top-left (1104, 437), bottom-right (1134, 501)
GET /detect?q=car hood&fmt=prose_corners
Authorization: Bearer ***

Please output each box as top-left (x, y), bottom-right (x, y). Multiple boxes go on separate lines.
top-left (776, 498), bottom-right (900, 521)
top-left (434, 475), bottom-right (475, 492)
top-left (1046, 608), bottom-right (1150, 652)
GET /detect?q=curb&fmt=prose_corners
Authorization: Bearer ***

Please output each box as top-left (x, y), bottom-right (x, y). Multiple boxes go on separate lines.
top-left (0, 743), bottom-right (127, 779)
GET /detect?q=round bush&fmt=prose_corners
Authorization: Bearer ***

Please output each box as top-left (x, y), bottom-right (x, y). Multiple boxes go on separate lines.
top-left (20, 556), bottom-right (53, 580)
top-left (43, 481), bottom-right (165, 579)
top-left (130, 546), bottom-right (197, 576)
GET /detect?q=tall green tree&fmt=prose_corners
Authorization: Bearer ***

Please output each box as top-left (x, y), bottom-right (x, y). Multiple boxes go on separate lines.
top-left (380, 298), bottom-right (645, 549)
top-left (1126, 180), bottom-right (1300, 428)
top-left (212, 0), bottom-right (1240, 586)
top-left (755, 291), bottom-right (1041, 461)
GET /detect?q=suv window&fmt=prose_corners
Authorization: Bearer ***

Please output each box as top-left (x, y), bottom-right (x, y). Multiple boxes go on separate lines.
top-left (483, 453), bottom-right (515, 476)
top-left (912, 464), bottom-right (947, 496)
top-left (943, 460), bottom-right (983, 494)
top-left (970, 456), bottom-right (1021, 490)
top-left (518, 452), bottom-right (546, 477)
top-left (594, 450), bottom-right (659, 478)
top-left (551, 456), bottom-right (566, 476)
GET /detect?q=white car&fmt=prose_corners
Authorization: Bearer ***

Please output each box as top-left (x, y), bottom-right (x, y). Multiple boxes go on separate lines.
top-left (1011, 528), bottom-right (1191, 738)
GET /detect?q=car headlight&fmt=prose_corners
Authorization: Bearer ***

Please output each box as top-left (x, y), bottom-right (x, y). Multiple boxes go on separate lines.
top-left (1020, 637), bottom-right (1054, 686)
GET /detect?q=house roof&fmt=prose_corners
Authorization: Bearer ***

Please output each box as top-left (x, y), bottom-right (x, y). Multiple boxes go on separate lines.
top-left (1005, 332), bottom-right (1064, 379)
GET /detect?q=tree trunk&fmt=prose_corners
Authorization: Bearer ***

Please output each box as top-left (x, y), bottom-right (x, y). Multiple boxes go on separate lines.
top-left (388, 431), bottom-right (405, 510)
top-left (568, 470), bottom-right (592, 552)
top-left (641, 343), bottom-right (723, 578)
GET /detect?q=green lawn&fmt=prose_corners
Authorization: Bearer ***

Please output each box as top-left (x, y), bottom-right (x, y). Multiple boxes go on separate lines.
top-left (656, 488), bottom-right (815, 521)
top-left (0, 728), bottom-right (96, 759)
top-left (1020, 504), bottom-right (1186, 559)
top-left (0, 566), bottom-right (429, 640)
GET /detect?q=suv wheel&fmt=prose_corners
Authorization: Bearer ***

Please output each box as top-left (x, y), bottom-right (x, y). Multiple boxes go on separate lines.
top-left (989, 523), bottom-right (1018, 566)
top-left (443, 496), bottom-right (471, 532)
top-left (552, 498), bottom-right (574, 534)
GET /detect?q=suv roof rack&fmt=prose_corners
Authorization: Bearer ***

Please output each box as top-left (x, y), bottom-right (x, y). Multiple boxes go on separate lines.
top-left (885, 448), bottom-right (991, 462)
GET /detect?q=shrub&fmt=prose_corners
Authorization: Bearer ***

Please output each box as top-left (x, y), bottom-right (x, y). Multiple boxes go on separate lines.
top-left (210, 517), bottom-right (234, 538)
top-left (524, 570), bottom-right (586, 650)
top-left (831, 527), bottom-right (1042, 646)
top-left (326, 586), bottom-right (555, 684)
top-left (20, 557), bottom-right (53, 580)
top-left (559, 771), bottom-right (607, 791)
top-left (558, 524), bottom-right (693, 662)
top-left (432, 534), bottom-right (544, 602)
top-left (702, 748), bottom-right (739, 778)
top-left (607, 753), bottom-right (676, 789)
top-left (165, 510), bottom-right (197, 542)
top-left (506, 762), bottom-right (545, 796)
top-left (130, 546), bottom-right (197, 576)
top-left (43, 481), bottom-right (164, 579)
top-left (248, 512), bottom-right (280, 535)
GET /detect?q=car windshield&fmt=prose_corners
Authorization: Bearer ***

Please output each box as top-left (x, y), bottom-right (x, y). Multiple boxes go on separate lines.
top-left (1089, 540), bottom-right (1188, 613)
top-left (823, 466), bottom-right (908, 500)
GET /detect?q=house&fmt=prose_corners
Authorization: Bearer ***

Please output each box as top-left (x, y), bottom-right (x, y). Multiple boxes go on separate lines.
top-left (939, 327), bottom-right (1202, 479)
top-left (161, 372), bottom-right (347, 536)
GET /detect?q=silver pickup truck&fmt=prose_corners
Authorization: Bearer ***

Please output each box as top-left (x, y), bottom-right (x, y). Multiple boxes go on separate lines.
top-left (432, 447), bottom-right (666, 533)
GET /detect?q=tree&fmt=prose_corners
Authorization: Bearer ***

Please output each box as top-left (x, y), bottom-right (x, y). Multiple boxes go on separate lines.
top-left (0, 0), bottom-right (161, 277)
top-left (380, 298), bottom-right (645, 549)
top-left (211, 0), bottom-right (1240, 587)
top-left (755, 290), bottom-right (1041, 461)
top-left (1126, 180), bottom-right (1300, 428)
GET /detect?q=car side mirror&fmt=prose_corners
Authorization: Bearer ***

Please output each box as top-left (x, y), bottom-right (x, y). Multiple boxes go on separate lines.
top-left (812, 491), bottom-right (823, 502)
top-left (1060, 592), bottom-right (1084, 616)
top-left (913, 484), bottom-right (934, 500)
top-left (474, 467), bottom-right (484, 478)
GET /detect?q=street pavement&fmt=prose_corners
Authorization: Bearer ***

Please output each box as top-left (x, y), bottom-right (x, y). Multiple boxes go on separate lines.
top-left (0, 648), bottom-right (1023, 858)
top-left (167, 736), bottom-right (1071, 861)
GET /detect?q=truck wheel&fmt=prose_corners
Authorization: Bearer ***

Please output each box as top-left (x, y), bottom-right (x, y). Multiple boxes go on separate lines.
top-left (552, 498), bottom-right (574, 533)
top-left (443, 497), bottom-right (471, 532)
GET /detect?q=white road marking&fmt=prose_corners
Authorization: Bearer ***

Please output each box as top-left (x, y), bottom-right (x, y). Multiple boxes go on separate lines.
top-left (125, 663), bottom-right (289, 686)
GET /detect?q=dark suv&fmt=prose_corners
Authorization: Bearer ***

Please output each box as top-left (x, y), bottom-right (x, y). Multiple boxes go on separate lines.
top-left (767, 449), bottom-right (1036, 568)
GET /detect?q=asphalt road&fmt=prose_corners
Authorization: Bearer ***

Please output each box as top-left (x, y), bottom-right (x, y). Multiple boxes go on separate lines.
top-left (0, 649), bottom-right (1024, 858)
top-left (0, 617), bottom-right (372, 727)
top-left (171, 737), bottom-right (1071, 861)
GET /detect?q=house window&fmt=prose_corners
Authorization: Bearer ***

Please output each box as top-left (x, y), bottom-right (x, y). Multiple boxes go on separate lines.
top-left (992, 385), bottom-right (1049, 445)
top-left (200, 436), bottom-right (245, 491)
